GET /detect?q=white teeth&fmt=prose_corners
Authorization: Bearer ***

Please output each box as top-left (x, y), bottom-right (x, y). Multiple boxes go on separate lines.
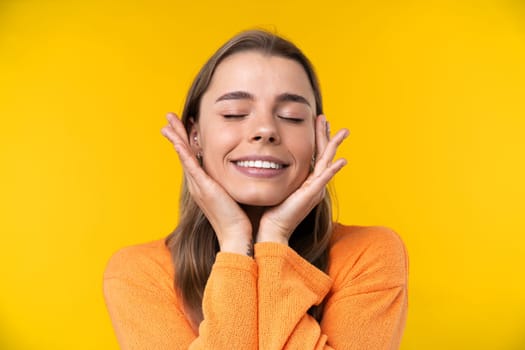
top-left (236, 160), bottom-right (283, 169)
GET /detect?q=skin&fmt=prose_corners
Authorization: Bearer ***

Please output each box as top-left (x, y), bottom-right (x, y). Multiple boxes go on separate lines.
top-left (161, 51), bottom-right (349, 256)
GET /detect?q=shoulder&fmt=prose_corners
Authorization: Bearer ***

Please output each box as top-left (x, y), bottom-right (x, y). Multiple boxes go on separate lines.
top-left (329, 223), bottom-right (407, 263)
top-left (103, 239), bottom-right (174, 291)
top-left (328, 224), bottom-right (408, 288)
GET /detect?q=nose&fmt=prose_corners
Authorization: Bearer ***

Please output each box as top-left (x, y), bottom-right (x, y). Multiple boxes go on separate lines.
top-left (249, 114), bottom-right (281, 144)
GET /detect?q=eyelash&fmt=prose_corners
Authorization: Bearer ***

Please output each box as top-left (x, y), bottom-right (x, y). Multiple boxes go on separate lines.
top-left (278, 116), bottom-right (304, 123)
top-left (223, 114), bottom-right (247, 119)
top-left (222, 114), bottom-right (304, 123)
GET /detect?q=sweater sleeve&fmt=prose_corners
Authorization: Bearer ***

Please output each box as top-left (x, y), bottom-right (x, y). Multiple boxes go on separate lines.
top-left (103, 245), bottom-right (258, 350)
top-left (255, 242), bottom-right (334, 350)
top-left (254, 226), bottom-right (408, 350)
top-left (191, 252), bottom-right (258, 349)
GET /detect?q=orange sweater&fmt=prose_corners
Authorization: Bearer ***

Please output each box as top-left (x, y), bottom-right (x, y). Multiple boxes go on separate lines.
top-left (103, 224), bottom-right (408, 349)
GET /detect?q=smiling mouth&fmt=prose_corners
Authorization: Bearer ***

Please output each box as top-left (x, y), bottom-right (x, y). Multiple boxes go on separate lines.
top-left (234, 160), bottom-right (286, 169)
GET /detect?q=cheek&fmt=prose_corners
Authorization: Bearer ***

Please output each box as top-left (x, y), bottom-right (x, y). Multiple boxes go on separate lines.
top-left (289, 131), bottom-right (315, 170)
top-left (298, 146), bottom-right (315, 173)
top-left (201, 127), bottom-right (237, 153)
top-left (200, 128), bottom-right (239, 173)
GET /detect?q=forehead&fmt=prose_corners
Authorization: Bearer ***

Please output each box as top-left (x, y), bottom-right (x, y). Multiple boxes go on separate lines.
top-left (205, 51), bottom-right (315, 101)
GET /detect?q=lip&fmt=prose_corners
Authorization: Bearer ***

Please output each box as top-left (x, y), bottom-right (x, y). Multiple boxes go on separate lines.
top-left (230, 155), bottom-right (289, 178)
top-left (231, 155), bottom-right (289, 165)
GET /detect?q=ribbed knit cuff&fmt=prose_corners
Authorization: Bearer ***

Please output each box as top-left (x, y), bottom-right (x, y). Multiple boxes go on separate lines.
top-left (254, 242), bottom-right (332, 303)
top-left (214, 252), bottom-right (257, 277)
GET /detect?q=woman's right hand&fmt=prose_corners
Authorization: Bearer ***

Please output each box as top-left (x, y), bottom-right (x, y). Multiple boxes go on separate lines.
top-left (161, 112), bottom-right (253, 256)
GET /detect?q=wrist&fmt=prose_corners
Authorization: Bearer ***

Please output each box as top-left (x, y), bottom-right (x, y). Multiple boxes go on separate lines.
top-left (220, 237), bottom-right (254, 257)
top-left (256, 219), bottom-right (290, 246)
top-left (255, 233), bottom-right (289, 246)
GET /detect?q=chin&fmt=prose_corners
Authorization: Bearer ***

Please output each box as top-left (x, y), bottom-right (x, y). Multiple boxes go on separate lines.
top-left (231, 192), bottom-right (286, 207)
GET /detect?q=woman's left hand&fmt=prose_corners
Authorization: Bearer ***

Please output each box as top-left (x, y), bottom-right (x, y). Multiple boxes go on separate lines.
top-left (256, 115), bottom-right (349, 245)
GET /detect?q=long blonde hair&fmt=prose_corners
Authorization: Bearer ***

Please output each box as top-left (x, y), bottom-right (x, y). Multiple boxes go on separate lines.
top-left (166, 29), bottom-right (333, 326)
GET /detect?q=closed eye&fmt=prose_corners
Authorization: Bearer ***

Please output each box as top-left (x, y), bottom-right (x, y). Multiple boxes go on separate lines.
top-left (223, 114), bottom-right (248, 119)
top-left (278, 115), bottom-right (304, 123)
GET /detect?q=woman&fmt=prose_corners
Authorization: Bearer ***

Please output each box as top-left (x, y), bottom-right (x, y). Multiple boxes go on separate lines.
top-left (103, 29), bottom-right (408, 349)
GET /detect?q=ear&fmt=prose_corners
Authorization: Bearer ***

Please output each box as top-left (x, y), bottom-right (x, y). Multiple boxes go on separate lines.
top-left (188, 117), bottom-right (201, 154)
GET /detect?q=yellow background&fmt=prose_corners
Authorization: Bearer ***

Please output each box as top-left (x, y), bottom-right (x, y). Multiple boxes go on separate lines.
top-left (1, 0), bottom-right (524, 349)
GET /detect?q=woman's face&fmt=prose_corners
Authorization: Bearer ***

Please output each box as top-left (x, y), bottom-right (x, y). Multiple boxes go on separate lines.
top-left (191, 51), bottom-right (316, 206)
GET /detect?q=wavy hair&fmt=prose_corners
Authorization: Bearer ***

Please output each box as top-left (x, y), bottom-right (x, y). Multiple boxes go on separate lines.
top-left (165, 29), bottom-right (333, 327)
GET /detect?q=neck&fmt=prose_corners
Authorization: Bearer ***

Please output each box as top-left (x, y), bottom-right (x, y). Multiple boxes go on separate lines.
top-left (241, 205), bottom-right (266, 238)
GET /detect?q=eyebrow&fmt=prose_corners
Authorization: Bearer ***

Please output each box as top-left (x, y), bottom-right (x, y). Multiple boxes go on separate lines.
top-left (275, 92), bottom-right (311, 107)
top-left (215, 91), bottom-right (311, 107)
top-left (215, 91), bottom-right (254, 102)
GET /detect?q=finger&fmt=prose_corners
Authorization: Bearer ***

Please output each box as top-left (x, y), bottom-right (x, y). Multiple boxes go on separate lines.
top-left (303, 157), bottom-right (347, 201)
top-left (166, 111), bottom-right (180, 129)
top-left (321, 157), bottom-right (347, 182)
top-left (161, 115), bottom-right (207, 183)
top-left (315, 114), bottom-right (329, 158)
top-left (163, 114), bottom-right (223, 194)
top-left (278, 156), bottom-right (347, 226)
top-left (166, 112), bottom-right (192, 148)
top-left (161, 123), bottom-right (188, 154)
top-left (162, 127), bottom-right (199, 177)
top-left (313, 128), bottom-right (349, 177)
